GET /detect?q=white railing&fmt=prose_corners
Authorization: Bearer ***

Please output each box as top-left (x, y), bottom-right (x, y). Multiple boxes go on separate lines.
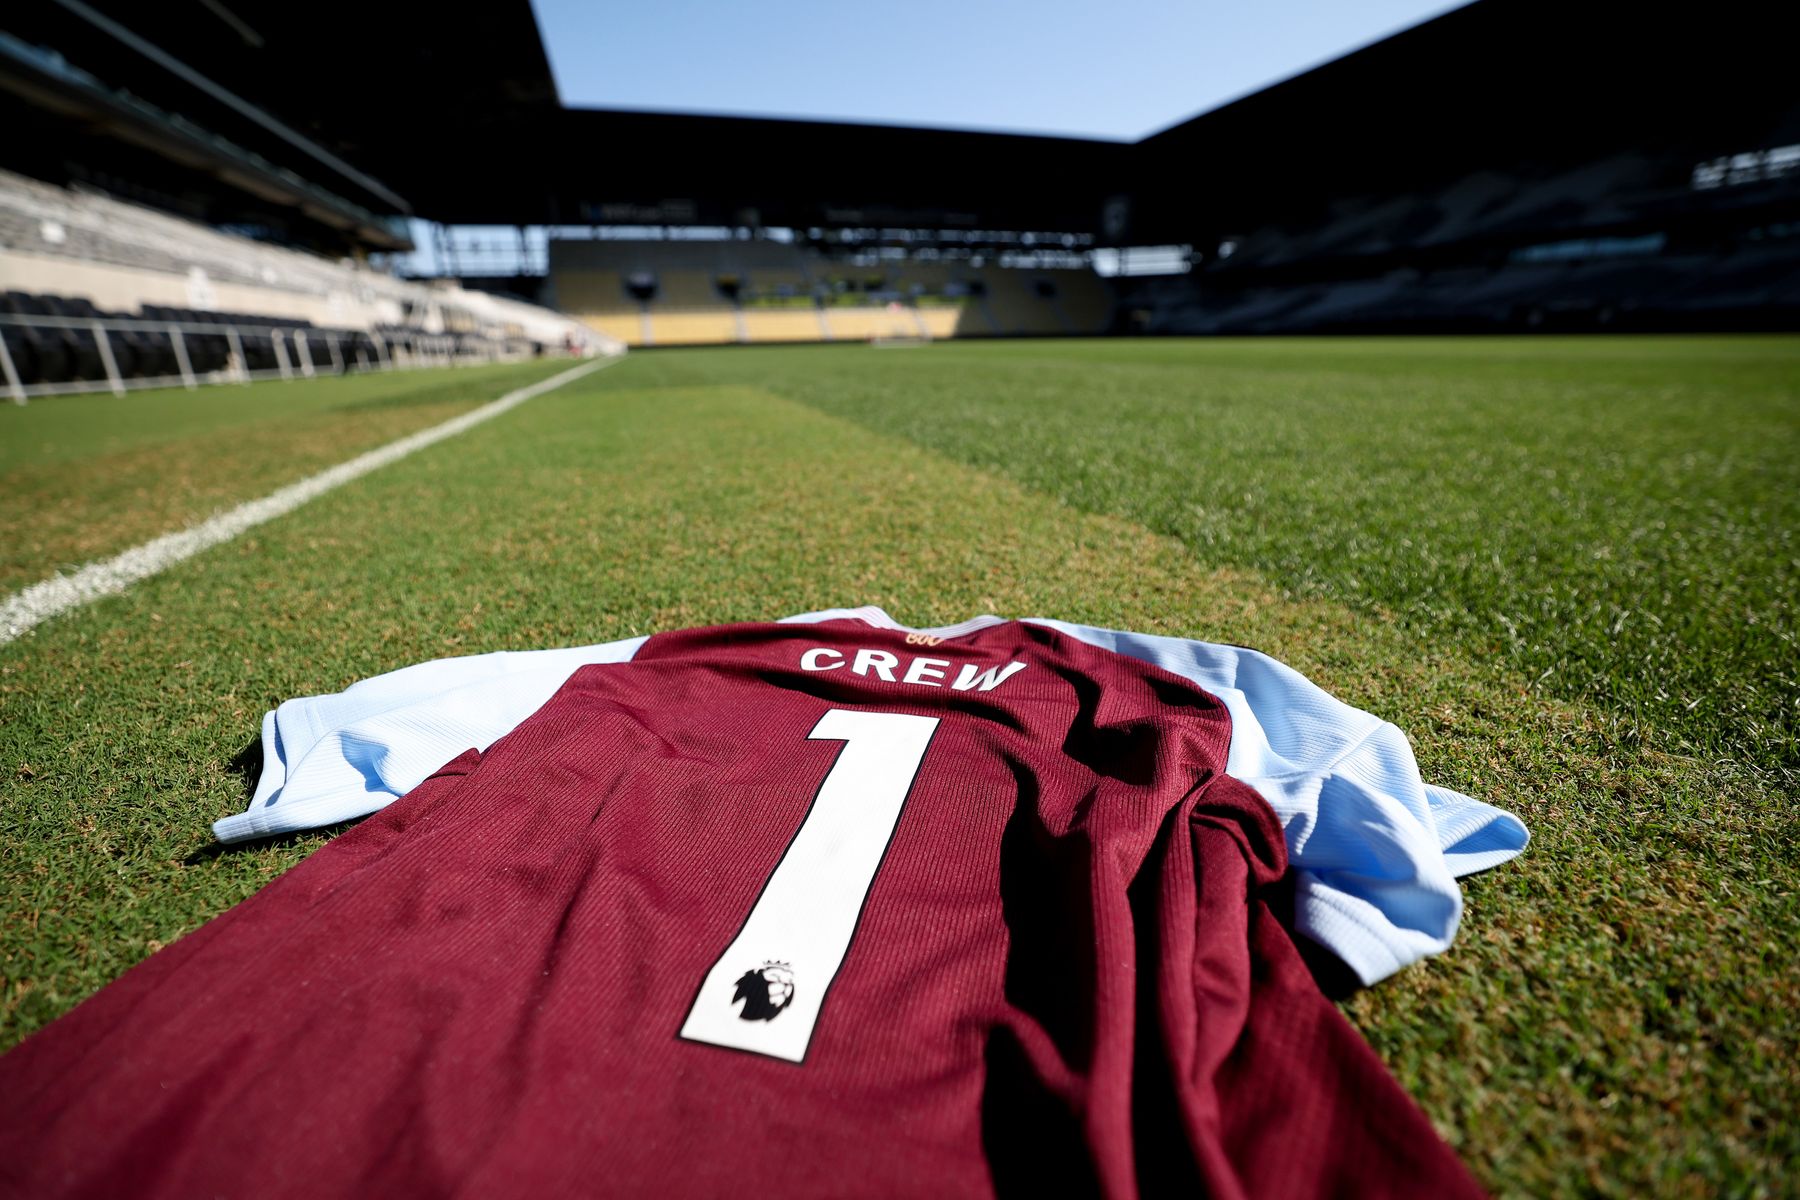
top-left (0, 311), bottom-right (553, 404)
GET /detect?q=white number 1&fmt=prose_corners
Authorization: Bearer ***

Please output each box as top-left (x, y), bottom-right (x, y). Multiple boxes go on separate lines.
top-left (679, 708), bottom-right (939, 1062)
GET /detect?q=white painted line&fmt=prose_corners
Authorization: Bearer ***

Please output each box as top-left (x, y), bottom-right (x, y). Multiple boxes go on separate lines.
top-left (0, 356), bottom-right (618, 646)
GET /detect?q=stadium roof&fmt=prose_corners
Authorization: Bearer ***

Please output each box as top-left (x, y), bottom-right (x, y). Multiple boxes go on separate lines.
top-left (5, 0), bottom-right (1796, 245)
top-left (1129, 0), bottom-right (1800, 243)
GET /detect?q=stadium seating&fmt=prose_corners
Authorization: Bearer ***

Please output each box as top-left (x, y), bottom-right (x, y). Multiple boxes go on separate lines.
top-left (0, 286), bottom-right (492, 392)
top-left (654, 270), bottom-right (727, 309)
top-left (1048, 269), bottom-right (1114, 334)
top-left (1143, 235), bottom-right (1800, 335)
top-left (553, 270), bottom-right (631, 312)
top-left (986, 267), bottom-right (1113, 334)
top-left (0, 169), bottom-right (615, 395)
top-left (546, 237), bottom-right (1114, 347)
top-left (1132, 138), bottom-right (1800, 337)
top-left (1277, 276), bottom-right (1412, 330)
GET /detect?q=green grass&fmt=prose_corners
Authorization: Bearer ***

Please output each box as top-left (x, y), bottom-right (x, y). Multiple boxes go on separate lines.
top-left (647, 337), bottom-right (1800, 779)
top-left (0, 360), bottom-right (574, 590)
top-left (0, 359), bottom-right (569, 475)
top-left (1, 340), bottom-right (1796, 1196)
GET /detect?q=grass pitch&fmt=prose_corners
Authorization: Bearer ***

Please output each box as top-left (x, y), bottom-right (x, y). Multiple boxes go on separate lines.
top-left (2, 339), bottom-right (1796, 1196)
top-left (0, 359), bottom-right (574, 592)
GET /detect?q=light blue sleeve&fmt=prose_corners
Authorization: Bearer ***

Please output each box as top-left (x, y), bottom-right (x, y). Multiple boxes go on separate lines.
top-left (221, 609), bottom-right (1529, 988)
top-left (214, 637), bottom-right (648, 843)
top-left (1023, 619), bottom-right (1529, 985)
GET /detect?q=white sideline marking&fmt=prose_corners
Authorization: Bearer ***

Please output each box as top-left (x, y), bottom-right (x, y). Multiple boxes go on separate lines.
top-left (0, 357), bottom-right (617, 646)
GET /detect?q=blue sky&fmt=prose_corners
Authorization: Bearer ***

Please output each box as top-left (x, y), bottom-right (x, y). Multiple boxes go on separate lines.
top-left (531, 0), bottom-right (1469, 142)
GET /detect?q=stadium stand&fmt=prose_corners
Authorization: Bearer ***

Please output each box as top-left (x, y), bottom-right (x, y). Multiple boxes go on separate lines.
top-left (653, 270), bottom-right (726, 309)
top-left (976, 271), bottom-right (1048, 335)
top-left (550, 270), bottom-right (630, 312)
top-left (0, 170), bottom-right (615, 397)
top-left (546, 238), bottom-right (1114, 348)
top-left (1123, 139), bottom-right (1800, 336)
top-left (1054, 269), bottom-right (1115, 334)
top-left (2, 169), bottom-right (397, 319)
top-left (11, 0), bottom-right (1783, 365)
top-left (982, 268), bottom-right (1115, 336)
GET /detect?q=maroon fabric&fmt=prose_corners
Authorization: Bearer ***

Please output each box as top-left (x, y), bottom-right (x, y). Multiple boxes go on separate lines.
top-left (0, 619), bottom-right (1483, 1198)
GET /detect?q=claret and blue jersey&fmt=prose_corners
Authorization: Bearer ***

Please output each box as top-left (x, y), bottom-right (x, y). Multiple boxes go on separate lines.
top-left (0, 608), bottom-right (1527, 1197)
top-left (225, 606), bottom-right (1528, 985)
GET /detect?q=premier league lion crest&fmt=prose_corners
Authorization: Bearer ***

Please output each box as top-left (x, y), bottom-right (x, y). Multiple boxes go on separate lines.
top-left (731, 961), bottom-right (795, 1021)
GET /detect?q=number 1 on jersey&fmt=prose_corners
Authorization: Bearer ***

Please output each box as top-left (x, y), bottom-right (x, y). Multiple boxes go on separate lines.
top-left (679, 709), bottom-right (939, 1062)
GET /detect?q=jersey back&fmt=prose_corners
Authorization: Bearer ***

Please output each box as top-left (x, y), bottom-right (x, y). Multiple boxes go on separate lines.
top-left (0, 618), bottom-right (1483, 1198)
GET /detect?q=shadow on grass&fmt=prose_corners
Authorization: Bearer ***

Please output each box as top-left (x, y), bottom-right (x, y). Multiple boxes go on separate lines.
top-left (225, 733), bottom-right (262, 798)
top-left (183, 820), bottom-right (354, 865)
top-left (182, 733), bottom-right (353, 864)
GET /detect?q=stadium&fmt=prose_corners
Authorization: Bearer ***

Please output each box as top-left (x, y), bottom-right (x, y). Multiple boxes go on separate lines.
top-left (0, 0), bottom-right (1795, 1195)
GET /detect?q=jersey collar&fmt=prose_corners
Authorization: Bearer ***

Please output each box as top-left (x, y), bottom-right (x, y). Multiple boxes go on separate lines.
top-left (778, 606), bottom-right (1009, 640)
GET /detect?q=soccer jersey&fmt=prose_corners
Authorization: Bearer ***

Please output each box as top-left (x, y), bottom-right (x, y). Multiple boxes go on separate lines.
top-left (223, 607), bottom-right (1528, 985)
top-left (0, 614), bottom-right (1517, 1197)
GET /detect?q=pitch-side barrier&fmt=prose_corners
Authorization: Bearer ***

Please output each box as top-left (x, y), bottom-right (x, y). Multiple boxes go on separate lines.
top-left (0, 311), bottom-right (584, 404)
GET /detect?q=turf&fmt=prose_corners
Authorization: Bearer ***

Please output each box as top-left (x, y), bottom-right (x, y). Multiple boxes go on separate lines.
top-left (1, 340), bottom-right (1796, 1196)
top-left (0, 360), bottom-right (574, 591)
top-left (648, 336), bottom-right (1800, 779)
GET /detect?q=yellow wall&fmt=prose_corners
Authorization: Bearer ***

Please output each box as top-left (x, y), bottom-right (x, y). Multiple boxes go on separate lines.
top-left (651, 311), bottom-right (741, 345)
top-left (823, 307), bottom-right (926, 341)
top-left (742, 309), bottom-right (827, 343)
top-left (914, 307), bottom-right (964, 338)
top-left (579, 313), bottom-right (644, 346)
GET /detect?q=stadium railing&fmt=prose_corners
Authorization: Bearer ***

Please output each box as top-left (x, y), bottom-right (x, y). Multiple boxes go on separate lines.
top-left (2, 171), bottom-right (620, 376)
top-left (0, 305), bottom-right (546, 404)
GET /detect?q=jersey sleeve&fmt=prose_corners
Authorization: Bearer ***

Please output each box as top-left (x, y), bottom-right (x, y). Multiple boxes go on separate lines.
top-left (1023, 618), bottom-right (1529, 985)
top-left (217, 611), bottom-right (1531, 988)
top-left (213, 636), bottom-right (647, 843)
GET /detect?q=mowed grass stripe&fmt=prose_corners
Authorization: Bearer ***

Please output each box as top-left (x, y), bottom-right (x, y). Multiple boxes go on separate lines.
top-left (633, 337), bottom-right (1800, 778)
top-left (1, 359), bottom-right (1793, 1195)
top-left (0, 360), bottom-right (578, 591)
top-left (0, 359), bottom-right (610, 644)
